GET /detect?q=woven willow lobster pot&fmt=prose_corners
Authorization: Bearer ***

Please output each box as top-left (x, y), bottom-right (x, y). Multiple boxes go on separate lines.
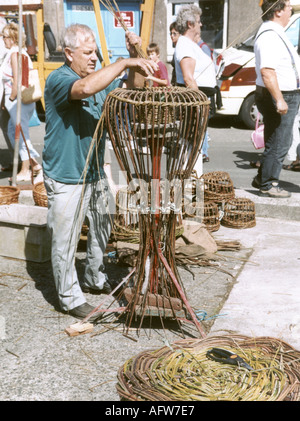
top-left (183, 201), bottom-right (220, 232)
top-left (201, 171), bottom-right (235, 203)
top-left (33, 182), bottom-right (48, 207)
top-left (104, 86), bottom-right (210, 335)
top-left (0, 186), bottom-right (20, 205)
top-left (221, 197), bottom-right (256, 229)
top-left (203, 201), bottom-right (220, 232)
top-left (117, 334), bottom-right (300, 401)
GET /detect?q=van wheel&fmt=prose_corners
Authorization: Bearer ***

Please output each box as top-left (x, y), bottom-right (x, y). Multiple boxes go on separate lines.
top-left (239, 93), bottom-right (258, 130)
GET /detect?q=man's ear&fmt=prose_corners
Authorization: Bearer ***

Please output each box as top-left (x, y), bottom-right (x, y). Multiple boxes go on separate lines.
top-left (64, 47), bottom-right (73, 63)
top-left (275, 7), bottom-right (285, 18)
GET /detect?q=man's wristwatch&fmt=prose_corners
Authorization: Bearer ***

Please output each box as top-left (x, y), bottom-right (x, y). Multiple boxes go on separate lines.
top-left (9, 97), bottom-right (15, 102)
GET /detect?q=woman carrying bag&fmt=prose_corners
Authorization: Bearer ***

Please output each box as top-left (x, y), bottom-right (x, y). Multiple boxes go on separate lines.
top-left (1, 22), bottom-right (41, 182)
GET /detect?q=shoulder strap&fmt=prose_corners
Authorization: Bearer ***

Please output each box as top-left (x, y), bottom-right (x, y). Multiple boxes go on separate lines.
top-left (256, 29), bottom-right (300, 88)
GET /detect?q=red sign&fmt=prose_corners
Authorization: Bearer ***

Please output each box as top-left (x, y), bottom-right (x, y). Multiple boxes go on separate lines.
top-left (114, 11), bottom-right (134, 28)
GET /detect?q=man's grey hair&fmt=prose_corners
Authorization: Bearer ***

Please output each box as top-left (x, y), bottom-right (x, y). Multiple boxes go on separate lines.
top-left (175, 4), bottom-right (202, 35)
top-left (62, 23), bottom-right (96, 50)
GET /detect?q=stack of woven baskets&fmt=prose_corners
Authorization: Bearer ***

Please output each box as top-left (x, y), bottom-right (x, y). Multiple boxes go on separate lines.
top-left (185, 171), bottom-right (256, 231)
top-left (31, 173), bottom-right (256, 237)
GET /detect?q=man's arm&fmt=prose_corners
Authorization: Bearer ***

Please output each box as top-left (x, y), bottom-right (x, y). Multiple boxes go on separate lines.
top-left (261, 67), bottom-right (288, 115)
top-left (70, 33), bottom-right (157, 99)
top-left (71, 57), bottom-right (155, 99)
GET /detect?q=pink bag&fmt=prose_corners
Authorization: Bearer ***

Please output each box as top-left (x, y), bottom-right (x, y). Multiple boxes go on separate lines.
top-left (251, 113), bottom-right (264, 149)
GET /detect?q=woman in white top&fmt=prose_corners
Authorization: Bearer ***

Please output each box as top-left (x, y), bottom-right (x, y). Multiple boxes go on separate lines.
top-left (174, 5), bottom-right (217, 92)
top-left (1, 23), bottom-right (41, 181)
top-left (174, 4), bottom-right (217, 168)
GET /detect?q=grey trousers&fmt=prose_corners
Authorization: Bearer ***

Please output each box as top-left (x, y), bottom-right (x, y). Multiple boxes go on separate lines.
top-left (44, 176), bottom-right (114, 311)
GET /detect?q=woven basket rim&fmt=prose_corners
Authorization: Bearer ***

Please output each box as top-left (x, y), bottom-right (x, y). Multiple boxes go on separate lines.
top-left (33, 182), bottom-right (47, 207)
top-left (0, 186), bottom-right (20, 205)
top-left (0, 185), bottom-right (20, 192)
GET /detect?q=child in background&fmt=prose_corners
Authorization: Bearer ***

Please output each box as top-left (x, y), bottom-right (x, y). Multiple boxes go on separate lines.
top-left (146, 43), bottom-right (170, 87)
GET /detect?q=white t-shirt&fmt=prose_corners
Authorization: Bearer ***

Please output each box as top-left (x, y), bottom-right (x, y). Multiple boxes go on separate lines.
top-left (174, 35), bottom-right (216, 88)
top-left (255, 20), bottom-right (300, 91)
top-left (1, 45), bottom-right (33, 96)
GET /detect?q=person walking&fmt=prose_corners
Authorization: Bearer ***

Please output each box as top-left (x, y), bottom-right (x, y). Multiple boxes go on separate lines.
top-left (253, 0), bottom-right (300, 197)
top-left (1, 23), bottom-right (41, 181)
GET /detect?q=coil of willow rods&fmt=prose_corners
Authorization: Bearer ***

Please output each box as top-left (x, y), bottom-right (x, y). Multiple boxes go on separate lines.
top-left (116, 334), bottom-right (300, 401)
top-left (104, 86), bottom-right (210, 336)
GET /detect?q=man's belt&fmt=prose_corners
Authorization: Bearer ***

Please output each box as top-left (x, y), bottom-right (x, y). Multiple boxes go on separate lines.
top-left (255, 85), bottom-right (268, 94)
top-left (256, 85), bottom-right (300, 95)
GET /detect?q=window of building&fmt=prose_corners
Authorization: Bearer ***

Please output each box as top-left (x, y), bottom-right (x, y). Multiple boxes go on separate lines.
top-left (199, 0), bottom-right (226, 49)
top-left (166, 0), bottom-right (228, 62)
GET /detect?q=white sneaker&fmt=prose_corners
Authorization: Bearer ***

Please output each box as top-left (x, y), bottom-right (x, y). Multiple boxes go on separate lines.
top-left (259, 185), bottom-right (291, 198)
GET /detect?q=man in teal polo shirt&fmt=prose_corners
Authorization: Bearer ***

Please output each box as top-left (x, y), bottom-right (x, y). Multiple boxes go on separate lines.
top-left (43, 24), bottom-right (157, 321)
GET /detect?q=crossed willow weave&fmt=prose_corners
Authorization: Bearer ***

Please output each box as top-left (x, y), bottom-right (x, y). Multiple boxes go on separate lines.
top-left (117, 334), bottom-right (300, 401)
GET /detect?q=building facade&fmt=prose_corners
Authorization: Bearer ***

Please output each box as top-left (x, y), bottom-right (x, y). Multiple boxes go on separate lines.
top-left (41, 0), bottom-right (262, 65)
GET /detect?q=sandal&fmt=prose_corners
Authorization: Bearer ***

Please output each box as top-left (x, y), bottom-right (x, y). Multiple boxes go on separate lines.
top-left (250, 161), bottom-right (261, 168)
top-left (282, 163), bottom-right (300, 171)
top-left (32, 164), bottom-right (42, 177)
top-left (9, 172), bottom-right (32, 183)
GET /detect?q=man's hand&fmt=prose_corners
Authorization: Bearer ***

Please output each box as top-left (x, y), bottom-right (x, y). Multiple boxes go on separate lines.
top-left (127, 57), bottom-right (158, 78)
top-left (124, 31), bottom-right (159, 88)
top-left (261, 68), bottom-right (288, 115)
top-left (125, 31), bottom-right (141, 58)
top-left (276, 98), bottom-right (288, 115)
top-left (125, 31), bottom-right (158, 76)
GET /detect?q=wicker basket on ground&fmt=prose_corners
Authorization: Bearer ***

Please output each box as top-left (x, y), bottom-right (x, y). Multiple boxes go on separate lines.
top-left (201, 171), bottom-right (235, 203)
top-left (183, 201), bottom-right (220, 232)
top-left (33, 182), bottom-right (48, 207)
top-left (203, 201), bottom-right (220, 232)
top-left (0, 186), bottom-right (20, 205)
top-left (221, 197), bottom-right (256, 229)
top-left (117, 334), bottom-right (300, 401)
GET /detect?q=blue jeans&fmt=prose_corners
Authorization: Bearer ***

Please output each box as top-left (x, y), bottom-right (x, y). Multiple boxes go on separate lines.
top-left (5, 94), bottom-right (39, 162)
top-left (201, 131), bottom-right (209, 157)
top-left (255, 87), bottom-right (300, 190)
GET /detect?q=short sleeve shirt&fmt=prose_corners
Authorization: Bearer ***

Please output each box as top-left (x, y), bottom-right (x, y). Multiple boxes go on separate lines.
top-left (174, 35), bottom-right (216, 88)
top-left (42, 64), bottom-right (119, 184)
top-left (255, 21), bottom-right (300, 91)
top-left (152, 60), bottom-right (170, 87)
top-left (1, 46), bottom-right (33, 96)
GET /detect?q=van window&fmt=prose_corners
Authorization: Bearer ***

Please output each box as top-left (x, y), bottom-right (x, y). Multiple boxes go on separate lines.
top-left (285, 17), bottom-right (300, 49)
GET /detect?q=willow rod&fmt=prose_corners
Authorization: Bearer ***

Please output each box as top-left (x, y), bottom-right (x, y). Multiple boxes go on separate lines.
top-left (98, 0), bottom-right (148, 59)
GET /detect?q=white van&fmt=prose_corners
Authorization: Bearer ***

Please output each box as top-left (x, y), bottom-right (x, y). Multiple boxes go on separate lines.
top-left (216, 1), bottom-right (300, 129)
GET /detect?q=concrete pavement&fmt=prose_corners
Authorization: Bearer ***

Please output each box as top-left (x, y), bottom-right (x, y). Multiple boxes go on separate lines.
top-left (210, 217), bottom-right (300, 350)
